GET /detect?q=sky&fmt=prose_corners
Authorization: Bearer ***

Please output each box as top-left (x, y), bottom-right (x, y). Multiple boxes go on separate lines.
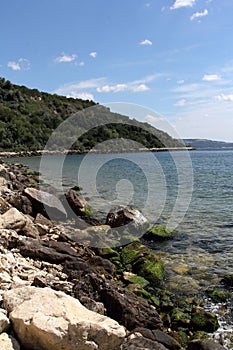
top-left (1, 0), bottom-right (233, 141)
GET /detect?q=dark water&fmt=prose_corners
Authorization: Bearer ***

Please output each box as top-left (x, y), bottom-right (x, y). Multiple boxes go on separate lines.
top-left (8, 150), bottom-right (233, 288)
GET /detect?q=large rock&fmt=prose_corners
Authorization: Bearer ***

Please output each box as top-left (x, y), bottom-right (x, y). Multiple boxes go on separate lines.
top-left (134, 328), bottom-right (181, 350)
top-left (190, 307), bottom-right (219, 333)
top-left (187, 339), bottom-right (226, 350)
top-left (3, 286), bottom-right (126, 350)
top-left (106, 206), bottom-right (148, 233)
top-left (0, 208), bottom-right (27, 230)
top-left (121, 333), bottom-right (169, 350)
top-left (24, 187), bottom-right (67, 220)
top-left (65, 188), bottom-right (89, 217)
top-left (73, 273), bottom-right (163, 331)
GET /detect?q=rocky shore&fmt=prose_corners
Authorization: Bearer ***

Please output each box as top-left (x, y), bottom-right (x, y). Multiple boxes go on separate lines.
top-left (0, 160), bottom-right (230, 349)
top-left (0, 146), bottom-right (193, 158)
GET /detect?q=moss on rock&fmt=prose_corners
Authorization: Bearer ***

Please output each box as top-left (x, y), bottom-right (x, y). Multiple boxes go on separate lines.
top-left (120, 241), bottom-right (164, 286)
top-left (143, 225), bottom-right (178, 241)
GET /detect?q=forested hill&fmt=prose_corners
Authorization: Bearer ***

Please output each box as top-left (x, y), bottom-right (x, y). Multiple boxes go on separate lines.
top-left (0, 77), bottom-right (182, 152)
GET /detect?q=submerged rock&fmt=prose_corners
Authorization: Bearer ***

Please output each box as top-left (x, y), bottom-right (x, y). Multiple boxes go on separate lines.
top-left (3, 286), bottom-right (126, 350)
top-left (142, 225), bottom-right (178, 241)
top-left (190, 307), bottom-right (219, 333)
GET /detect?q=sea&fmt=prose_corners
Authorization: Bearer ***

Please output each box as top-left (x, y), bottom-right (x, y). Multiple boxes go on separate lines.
top-left (7, 149), bottom-right (233, 347)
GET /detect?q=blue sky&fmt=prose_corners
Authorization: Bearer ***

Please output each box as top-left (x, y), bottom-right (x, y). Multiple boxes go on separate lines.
top-left (1, 0), bottom-right (233, 141)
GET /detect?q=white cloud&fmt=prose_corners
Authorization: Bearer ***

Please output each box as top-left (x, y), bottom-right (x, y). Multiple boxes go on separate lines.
top-left (139, 39), bottom-right (152, 46)
top-left (97, 84), bottom-right (127, 93)
top-left (55, 53), bottom-right (77, 63)
top-left (68, 92), bottom-right (94, 100)
top-left (8, 58), bottom-right (31, 71)
top-left (202, 74), bottom-right (221, 82)
top-left (145, 114), bottom-right (165, 124)
top-left (55, 78), bottom-right (106, 97)
top-left (190, 9), bottom-right (208, 20)
top-left (131, 84), bottom-right (149, 92)
top-left (8, 61), bottom-right (21, 71)
top-left (89, 52), bottom-right (97, 58)
top-left (79, 61), bottom-right (85, 66)
top-left (97, 82), bottom-right (149, 93)
top-left (170, 0), bottom-right (195, 10)
top-left (175, 99), bottom-right (187, 106)
top-left (177, 79), bottom-right (185, 84)
top-left (215, 94), bottom-right (233, 102)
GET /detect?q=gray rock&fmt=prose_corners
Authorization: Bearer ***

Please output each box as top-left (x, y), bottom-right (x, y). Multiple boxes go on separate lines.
top-left (187, 339), bottom-right (226, 350)
top-left (24, 187), bottom-right (67, 220)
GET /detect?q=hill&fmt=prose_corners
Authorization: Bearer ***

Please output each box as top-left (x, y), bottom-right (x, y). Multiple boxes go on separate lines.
top-left (0, 77), bottom-right (182, 152)
top-left (183, 139), bottom-right (233, 150)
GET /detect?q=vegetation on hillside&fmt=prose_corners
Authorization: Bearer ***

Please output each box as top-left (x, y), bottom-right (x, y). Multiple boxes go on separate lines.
top-left (0, 77), bottom-right (182, 152)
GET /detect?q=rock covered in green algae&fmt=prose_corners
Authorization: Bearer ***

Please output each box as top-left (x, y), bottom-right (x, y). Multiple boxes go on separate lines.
top-left (120, 241), bottom-right (164, 286)
top-left (142, 225), bottom-right (178, 241)
top-left (206, 288), bottom-right (230, 303)
top-left (191, 307), bottom-right (219, 333)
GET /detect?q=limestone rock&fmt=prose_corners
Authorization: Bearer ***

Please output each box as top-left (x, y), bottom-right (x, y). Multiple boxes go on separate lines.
top-left (0, 208), bottom-right (27, 231)
top-left (3, 286), bottom-right (126, 350)
top-left (24, 187), bottom-right (67, 220)
top-left (0, 333), bottom-right (20, 350)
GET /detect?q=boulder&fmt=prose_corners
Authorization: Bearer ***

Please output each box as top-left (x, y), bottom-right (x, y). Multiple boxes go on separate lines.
top-left (191, 307), bottom-right (219, 333)
top-left (0, 333), bottom-right (20, 350)
top-left (3, 286), bottom-right (126, 350)
top-left (24, 187), bottom-right (67, 220)
top-left (187, 339), bottom-right (226, 350)
top-left (121, 333), bottom-right (169, 350)
top-left (0, 208), bottom-right (27, 230)
top-left (134, 328), bottom-right (181, 350)
top-left (73, 273), bottom-right (163, 331)
top-left (142, 226), bottom-right (178, 241)
top-left (65, 188), bottom-right (89, 216)
top-left (106, 206), bottom-right (148, 233)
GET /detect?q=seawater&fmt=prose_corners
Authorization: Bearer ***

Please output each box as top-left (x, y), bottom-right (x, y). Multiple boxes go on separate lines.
top-left (8, 150), bottom-right (233, 289)
top-left (7, 150), bottom-right (233, 347)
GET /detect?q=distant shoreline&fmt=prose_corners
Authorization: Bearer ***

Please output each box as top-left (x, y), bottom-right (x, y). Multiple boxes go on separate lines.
top-left (0, 147), bottom-right (194, 158)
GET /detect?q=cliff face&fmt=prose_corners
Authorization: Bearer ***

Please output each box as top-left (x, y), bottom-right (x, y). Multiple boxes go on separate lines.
top-left (0, 77), bottom-right (182, 152)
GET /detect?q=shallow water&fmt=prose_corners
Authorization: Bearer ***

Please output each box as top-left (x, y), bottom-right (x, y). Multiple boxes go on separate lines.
top-left (7, 150), bottom-right (233, 347)
top-left (8, 150), bottom-right (233, 286)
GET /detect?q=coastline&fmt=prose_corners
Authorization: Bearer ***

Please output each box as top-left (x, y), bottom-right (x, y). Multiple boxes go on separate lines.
top-left (0, 160), bottom-right (231, 349)
top-left (0, 146), bottom-right (194, 158)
